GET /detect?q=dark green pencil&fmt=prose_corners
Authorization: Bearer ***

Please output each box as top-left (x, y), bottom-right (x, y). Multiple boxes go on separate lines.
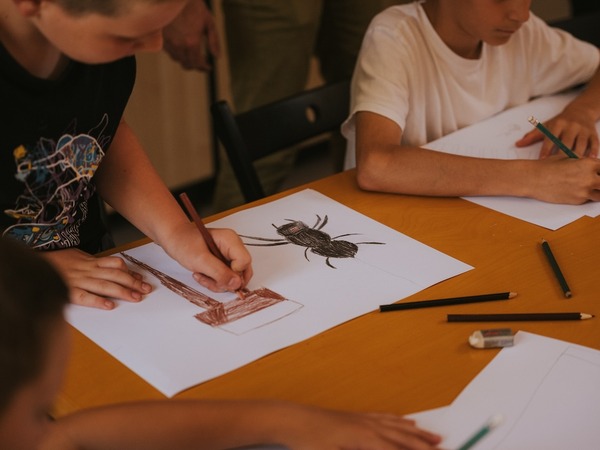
top-left (541, 239), bottom-right (572, 298)
top-left (528, 116), bottom-right (578, 158)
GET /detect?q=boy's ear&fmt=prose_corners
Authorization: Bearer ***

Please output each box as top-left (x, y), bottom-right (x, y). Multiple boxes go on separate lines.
top-left (13, 0), bottom-right (43, 17)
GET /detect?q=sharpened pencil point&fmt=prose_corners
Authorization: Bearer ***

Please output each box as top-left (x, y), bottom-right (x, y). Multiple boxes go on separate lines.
top-left (508, 292), bottom-right (517, 299)
top-left (528, 115), bottom-right (538, 126)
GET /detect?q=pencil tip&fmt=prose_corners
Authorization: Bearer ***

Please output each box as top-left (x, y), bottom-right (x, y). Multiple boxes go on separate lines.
top-left (509, 292), bottom-right (518, 298)
top-left (565, 291), bottom-right (572, 298)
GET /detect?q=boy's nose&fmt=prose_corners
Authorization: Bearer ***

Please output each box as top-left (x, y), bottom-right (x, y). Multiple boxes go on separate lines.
top-left (508, 0), bottom-right (531, 23)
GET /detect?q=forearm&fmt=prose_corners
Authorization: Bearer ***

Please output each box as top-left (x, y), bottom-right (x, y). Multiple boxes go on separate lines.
top-left (356, 144), bottom-right (535, 198)
top-left (94, 120), bottom-right (190, 247)
top-left (45, 400), bottom-right (294, 450)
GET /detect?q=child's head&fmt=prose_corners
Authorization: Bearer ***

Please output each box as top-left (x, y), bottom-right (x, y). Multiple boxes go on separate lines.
top-left (16, 0), bottom-right (188, 64)
top-left (424, 0), bottom-right (530, 56)
top-left (51, 0), bottom-right (181, 16)
top-left (0, 238), bottom-right (70, 449)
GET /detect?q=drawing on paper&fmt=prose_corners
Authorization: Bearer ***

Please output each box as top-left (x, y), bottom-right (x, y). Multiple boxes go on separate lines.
top-left (240, 214), bottom-right (385, 268)
top-left (120, 252), bottom-right (303, 334)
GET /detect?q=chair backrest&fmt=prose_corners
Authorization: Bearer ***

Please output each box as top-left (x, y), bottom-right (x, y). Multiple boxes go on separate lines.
top-left (211, 79), bottom-right (350, 203)
top-left (550, 10), bottom-right (600, 47)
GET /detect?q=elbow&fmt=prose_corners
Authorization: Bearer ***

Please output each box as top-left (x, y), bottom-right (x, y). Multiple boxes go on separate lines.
top-left (355, 153), bottom-right (388, 192)
top-left (356, 166), bottom-right (379, 192)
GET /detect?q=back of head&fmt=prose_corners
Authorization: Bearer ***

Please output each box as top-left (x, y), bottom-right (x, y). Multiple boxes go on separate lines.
top-left (0, 238), bottom-right (69, 414)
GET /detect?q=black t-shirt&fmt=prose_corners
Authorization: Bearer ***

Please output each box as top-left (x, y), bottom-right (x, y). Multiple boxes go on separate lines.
top-left (0, 45), bottom-right (136, 253)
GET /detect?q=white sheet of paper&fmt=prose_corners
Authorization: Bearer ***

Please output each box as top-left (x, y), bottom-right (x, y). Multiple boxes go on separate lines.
top-left (67, 189), bottom-right (472, 396)
top-left (428, 331), bottom-right (600, 449)
top-left (425, 91), bottom-right (600, 230)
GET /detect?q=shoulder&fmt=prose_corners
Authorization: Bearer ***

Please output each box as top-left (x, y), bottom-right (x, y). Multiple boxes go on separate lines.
top-left (367, 3), bottom-right (423, 36)
top-left (361, 3), bottom-right (430, 60)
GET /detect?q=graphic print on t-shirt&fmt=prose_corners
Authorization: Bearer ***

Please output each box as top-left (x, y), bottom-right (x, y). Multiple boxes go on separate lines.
top-left (3, 115), bottom-right (110, 249)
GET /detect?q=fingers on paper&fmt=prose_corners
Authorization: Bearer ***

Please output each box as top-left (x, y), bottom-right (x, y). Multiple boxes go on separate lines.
top-left (356, 413), bottom-right (442, 449)
top-left (515, 128), bottom-right (543, 148)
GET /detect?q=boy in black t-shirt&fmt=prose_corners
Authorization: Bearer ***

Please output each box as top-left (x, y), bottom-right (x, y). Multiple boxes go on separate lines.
top-left (0, 237), bottom-right (442, 449)
top-left (0, 0), bottom-right (253, 310)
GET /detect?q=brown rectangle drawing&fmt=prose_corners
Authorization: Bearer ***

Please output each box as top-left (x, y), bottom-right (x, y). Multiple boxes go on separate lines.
top-left (120, 252), bottom-right (303, 334)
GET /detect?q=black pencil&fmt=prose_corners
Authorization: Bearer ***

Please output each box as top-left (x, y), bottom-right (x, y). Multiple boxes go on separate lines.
top-left (379, 292), bottom-right (517, 312)
top-left (541, 239), bottom-right (572, 298)
top-left (447, 312), bottom-right (593, 322)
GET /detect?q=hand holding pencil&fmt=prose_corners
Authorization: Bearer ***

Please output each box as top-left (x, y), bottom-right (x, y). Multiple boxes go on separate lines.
top-left (517, 112), bottom-right (599, 159)
top-left (179, 193), bottom-right (253, 295)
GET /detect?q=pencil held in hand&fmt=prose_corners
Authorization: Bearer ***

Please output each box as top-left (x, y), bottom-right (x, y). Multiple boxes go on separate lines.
top-left (179, 193), bottom-right (245, 299)
top-left (527, 116), bottom-right (578, 159)
top-left (179, 192), bottom-right (228, 264)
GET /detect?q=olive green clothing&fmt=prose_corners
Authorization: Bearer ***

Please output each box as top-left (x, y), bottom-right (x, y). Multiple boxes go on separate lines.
top-left (213, 0), bottom-right (408, 211)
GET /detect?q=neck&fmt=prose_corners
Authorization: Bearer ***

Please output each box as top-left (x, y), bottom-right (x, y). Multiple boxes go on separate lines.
top-left (0, 0), bottom-right (69, 79)
top-left (422, 1), bottom-right (482, 59)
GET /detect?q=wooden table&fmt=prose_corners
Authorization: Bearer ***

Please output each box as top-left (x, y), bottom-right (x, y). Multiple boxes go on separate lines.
top-left (55, 170), bottom-right (600, 417)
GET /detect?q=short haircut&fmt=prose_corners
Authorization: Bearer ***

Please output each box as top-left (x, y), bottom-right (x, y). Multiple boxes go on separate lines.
top-left (56, 0), bottom-right (177, 17)
top-left (0, 238), bottom-right (69, 414)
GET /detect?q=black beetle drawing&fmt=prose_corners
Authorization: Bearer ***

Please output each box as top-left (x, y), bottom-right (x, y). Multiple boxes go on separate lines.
top-left (240, 214), bottom-right (385, 268)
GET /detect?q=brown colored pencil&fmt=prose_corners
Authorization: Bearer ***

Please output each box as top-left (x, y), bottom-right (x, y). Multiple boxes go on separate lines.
top-left (179, 193), bottom-right (228, 264)
top-left (179, 192), bottom-right (245, 299)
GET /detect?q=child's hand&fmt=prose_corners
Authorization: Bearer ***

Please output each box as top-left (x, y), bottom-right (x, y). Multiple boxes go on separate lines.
top-left (524, 156), bottom-right (600, 204)
top-left (163, 222), bottom-right (253, 293)
top-left (40, 248), bottom-right (152, 310)
top-left (278, 403), bottom-right (443, 450)
top-left (162, 0), bottom-right (220, 71)
top-left (516, 108), bottom-right (599, 158)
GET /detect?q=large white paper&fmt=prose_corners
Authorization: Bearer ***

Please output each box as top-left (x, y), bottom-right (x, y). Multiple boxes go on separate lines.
top-left (425, 91), bottom-right (600, 229)
top-left (429, 331), bottom-right (600, 449)
top-left (67, 190), bottom-right (472, 396)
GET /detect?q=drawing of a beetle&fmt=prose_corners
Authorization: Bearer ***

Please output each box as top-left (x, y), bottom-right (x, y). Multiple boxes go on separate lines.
top-left (240, 214), bottom-right (384, 268)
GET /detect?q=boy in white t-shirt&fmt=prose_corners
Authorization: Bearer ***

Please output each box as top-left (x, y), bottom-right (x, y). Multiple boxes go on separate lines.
top-left (342, 0), bottom-right (600, 204)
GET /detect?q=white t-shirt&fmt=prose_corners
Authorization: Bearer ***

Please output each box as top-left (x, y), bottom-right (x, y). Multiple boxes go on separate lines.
top-left (342, 2), bottom-right (600, 169)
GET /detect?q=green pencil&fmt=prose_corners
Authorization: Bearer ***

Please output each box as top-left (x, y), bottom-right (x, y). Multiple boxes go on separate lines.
top-left (528, 116), bottom-right (578, 158)
top-left (457, 414), bottom-right (504, 450)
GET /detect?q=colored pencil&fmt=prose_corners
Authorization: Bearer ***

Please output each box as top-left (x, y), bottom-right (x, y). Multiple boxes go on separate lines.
top-left (179, 193), bottom-right (245, 299)
top-left (527, 116), bottom-right (578, 158)
top-left (180, 193), bottom-right (228, 264)
top-left (457, 414), bottom-right (504, 450)
top-left (541, 239), bottom-right (572, 298)
top-left (447, 312), bottom-right (593, 322)
top-left (379, 292), bottom-right (517, 312)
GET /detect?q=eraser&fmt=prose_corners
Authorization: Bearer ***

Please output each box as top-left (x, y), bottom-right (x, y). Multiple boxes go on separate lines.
top-left (469, 328), bottom-right (514, 349)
